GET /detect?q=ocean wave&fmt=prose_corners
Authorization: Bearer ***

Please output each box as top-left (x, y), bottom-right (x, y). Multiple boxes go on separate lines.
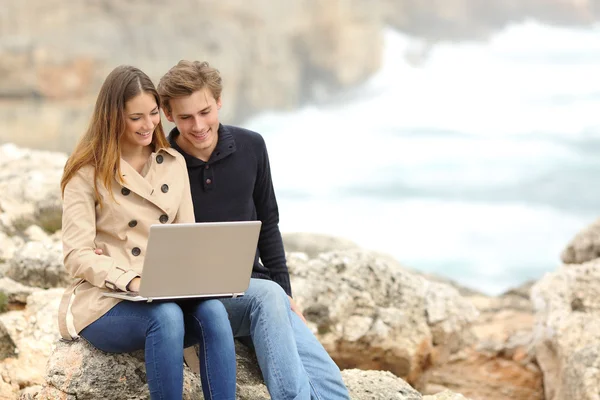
top-left (246, 21), bottom-right (600, 294)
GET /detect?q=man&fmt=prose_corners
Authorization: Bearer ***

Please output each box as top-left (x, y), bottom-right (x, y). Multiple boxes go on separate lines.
top-left (157, 60), bottom-right (350, 400)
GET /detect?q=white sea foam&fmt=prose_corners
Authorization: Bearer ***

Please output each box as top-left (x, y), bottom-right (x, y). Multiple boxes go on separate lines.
top-left (246, 21), bottom-right (600, 294)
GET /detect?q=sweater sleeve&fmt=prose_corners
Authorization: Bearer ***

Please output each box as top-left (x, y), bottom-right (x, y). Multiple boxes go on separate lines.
top-left (253, 135), bottom-right (292, 296)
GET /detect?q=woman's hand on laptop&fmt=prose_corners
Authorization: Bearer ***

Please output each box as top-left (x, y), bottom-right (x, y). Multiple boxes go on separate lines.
top-left (126, 277), bottom-right (141, 292)
top-left (288, 296), bottom-right (307, 325)
top-left (95, 248), bottom-right (140, 292)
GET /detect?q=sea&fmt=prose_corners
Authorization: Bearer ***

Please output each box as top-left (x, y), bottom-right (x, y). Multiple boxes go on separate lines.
top-left (244, 20), bottom-right (600, 295)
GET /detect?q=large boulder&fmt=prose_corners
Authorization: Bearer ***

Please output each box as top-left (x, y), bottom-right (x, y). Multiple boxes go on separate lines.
top-left (423, 391), bottom-right (469, 400)
top-left (33, 340), bottom-right (205, 400)
top-left (342, 369), bottom-right (421, 400)
top-left (0, 232), bottom-right (24, 264)
top-left (0, 144), bottom-right (65, 235)
top-left (561, 217), bottom-right (600, 264)
top-left (283, 233), bottom-right (544, 400)
top-left (421, 282), bottom-right (543, 400)
top-left (0, 277), bottom-right (39, 306)
top-left (0, 289), bottom-right (63, 397)
top-left (0, 322), bottom-right (17, 361)
top-left (31, 340), bottom-right (462, 400)
top-left (5, 241), bottom-right (68, 289)
top-left (288, 250), bottom-right (478, 386)
top-left (282, 232), bottom-right (360, 258)
top-left (531, 259), bottom-right (600, 400)
top-left (0, 289), bottom-right (270, 400)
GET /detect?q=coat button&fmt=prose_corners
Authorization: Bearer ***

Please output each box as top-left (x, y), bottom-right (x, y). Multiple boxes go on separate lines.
top-left (159, 214), bottom-right (168, 224)
top-left (156, 155), bottom-right (164, 164)
top-left (128, 220), bottom-right (137, 228)
top-left (132, 247), bottom-right (141, 256)
top-left (205, 165), bottom-right (210, 169)
top-left (161, 184), bottom-right (169, 193)
top-left (121, 187), bottom-right (131, 196)
top-left (206, 178), bottom-right (212, 184)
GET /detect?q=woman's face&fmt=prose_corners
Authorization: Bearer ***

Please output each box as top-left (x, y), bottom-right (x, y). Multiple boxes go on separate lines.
top-left (121, 92), bottom-right (161, 150)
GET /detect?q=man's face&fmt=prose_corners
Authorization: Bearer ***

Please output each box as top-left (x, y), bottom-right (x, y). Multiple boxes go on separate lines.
top-left (165, 88), bottom-right (222, 160)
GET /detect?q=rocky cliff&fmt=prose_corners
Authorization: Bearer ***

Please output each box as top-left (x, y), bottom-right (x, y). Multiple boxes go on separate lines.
top-left (1, 0), bottom-right (598, 152)
top-left (0, 0), bottom-right (382, 151)
top-left (382, 0), bottom-right (599, 41)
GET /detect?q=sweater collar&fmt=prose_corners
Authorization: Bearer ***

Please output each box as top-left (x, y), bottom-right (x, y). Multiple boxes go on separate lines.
top-left (168, 124), bottom-right (236, 167)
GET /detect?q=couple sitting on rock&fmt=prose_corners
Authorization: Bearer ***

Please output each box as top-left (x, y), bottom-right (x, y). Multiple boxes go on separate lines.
top-left (58, 61), bottom-right (350, 400)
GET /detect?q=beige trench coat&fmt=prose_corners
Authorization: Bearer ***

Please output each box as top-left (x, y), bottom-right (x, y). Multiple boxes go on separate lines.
top-left (58, 147), bottom-right (195, 340)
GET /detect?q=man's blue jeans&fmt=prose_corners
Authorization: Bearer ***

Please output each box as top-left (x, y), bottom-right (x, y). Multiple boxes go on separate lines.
top-left (220, 279), bottom-right (350, 400)
top-left (80, 299), bottom-right (236, 400)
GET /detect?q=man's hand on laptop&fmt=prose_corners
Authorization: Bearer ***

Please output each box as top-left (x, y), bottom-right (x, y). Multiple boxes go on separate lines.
top-left (288, 296), bottom-right (307, 325)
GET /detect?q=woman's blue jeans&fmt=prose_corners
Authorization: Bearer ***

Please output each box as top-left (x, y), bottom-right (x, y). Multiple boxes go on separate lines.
top-left (80, 299), bottom-right (236, 400)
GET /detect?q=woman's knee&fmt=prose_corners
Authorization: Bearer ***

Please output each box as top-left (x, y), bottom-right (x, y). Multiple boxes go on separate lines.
top-left (193, 300), bottom-right (229, 322)
top-left (191, 300), bottom-right (232, 335)
top-left (146, 303), bottom-right (185, 340)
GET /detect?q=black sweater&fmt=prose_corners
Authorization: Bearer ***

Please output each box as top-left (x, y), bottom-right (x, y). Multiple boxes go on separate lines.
top-left (168, 124), bottom-right (291, 296)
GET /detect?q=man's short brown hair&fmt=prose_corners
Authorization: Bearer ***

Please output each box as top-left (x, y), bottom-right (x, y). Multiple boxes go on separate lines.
top-left (157, 60), bottom-right (223, 114)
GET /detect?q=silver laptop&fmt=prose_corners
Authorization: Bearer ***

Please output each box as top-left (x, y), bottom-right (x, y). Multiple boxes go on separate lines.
top-left (102, 221), bottom-right (261, 302)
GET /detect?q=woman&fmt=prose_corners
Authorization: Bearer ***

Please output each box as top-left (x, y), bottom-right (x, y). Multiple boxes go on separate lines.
top-left (57, 65), bottom-right (236, 399)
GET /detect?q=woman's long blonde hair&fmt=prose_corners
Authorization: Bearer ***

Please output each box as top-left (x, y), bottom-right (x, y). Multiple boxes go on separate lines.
top-left (61, 65), bottom-right (169, 205)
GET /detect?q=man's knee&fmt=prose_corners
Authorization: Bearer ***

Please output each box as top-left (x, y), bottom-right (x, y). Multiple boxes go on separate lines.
top-left (249, 279), bottom-right (288, 302)
top-left (247, 279), bottom-right (290, 315)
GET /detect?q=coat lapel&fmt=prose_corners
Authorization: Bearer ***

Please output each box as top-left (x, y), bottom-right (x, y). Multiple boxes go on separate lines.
top-left (116, 151), bottom-right (172, 213)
